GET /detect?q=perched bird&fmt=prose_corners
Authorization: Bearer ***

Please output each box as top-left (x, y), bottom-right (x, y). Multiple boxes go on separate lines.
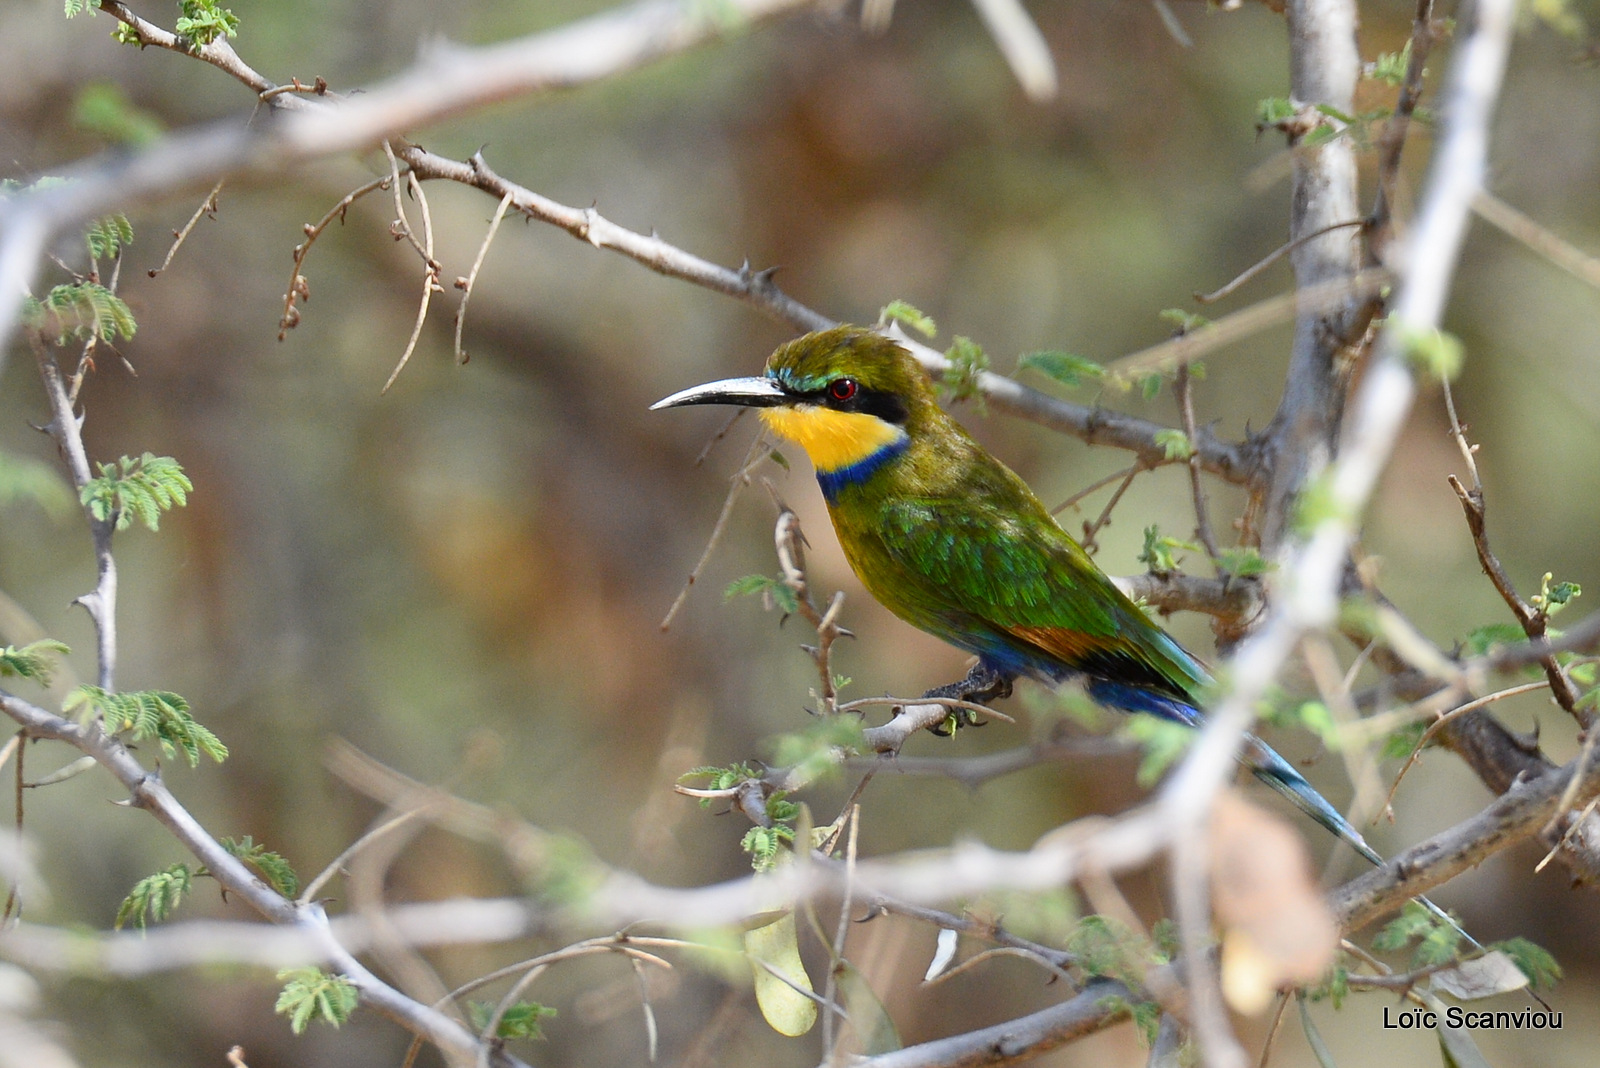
top-left (653, 326), bottom-right (1428, 886)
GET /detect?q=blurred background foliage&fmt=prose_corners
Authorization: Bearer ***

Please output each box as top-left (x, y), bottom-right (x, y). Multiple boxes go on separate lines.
top-left (1, 0), bottom-right (1599, 1065)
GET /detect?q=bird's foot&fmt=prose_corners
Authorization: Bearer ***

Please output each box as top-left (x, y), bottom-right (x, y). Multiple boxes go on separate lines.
top-left (922, 662), bottom-right (1013, 736)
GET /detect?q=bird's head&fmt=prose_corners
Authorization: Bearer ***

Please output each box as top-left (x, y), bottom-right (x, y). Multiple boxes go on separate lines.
top-left (651, 326), bottom-right (939, 477)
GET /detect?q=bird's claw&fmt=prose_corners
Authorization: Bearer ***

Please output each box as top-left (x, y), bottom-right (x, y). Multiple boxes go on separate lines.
top-left (921, 662), bottom-right (1013, 736)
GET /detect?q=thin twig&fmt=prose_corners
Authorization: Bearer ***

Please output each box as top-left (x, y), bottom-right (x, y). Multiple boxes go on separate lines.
top-left (1193, 219), bottom-right (1365, 304)
top-left (453, 189), bottom-right (514, 365)
top-left (298, 805), bottom-right (434, 905)
top-left (1368, 0), bottom-right (1438, 259)
top-left (1050, 463), bottom-right (1141, 516)
top-left (1472, 191), bottom-right (1600, 290)
top-left (381, 168), bottom-right (444, 394)
top-left (1174, 364), bottom-right (1220, 564)
top-left (1103, 269), bottom-right (1389, 382)
top-left (1080, 462), bottom-right (1146, 555)
top-left (1448, 474), bottom-right (1587, 724)
top-left (1381, 681), bottom-right (1549, 810)
top-left (148, 180), bottom-right (223, 278)
top-left (277, 174), bottom-right (393, 340)
top-left (659, 431), bottom-right (772, 630)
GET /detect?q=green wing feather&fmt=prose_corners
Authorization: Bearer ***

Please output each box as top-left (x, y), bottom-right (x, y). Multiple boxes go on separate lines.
top-left (868, 497), bottom-right (1208, 699)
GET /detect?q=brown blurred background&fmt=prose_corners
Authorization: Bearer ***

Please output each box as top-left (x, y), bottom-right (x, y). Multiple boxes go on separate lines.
top-left (2, 0), bottom-right (1599, 1065)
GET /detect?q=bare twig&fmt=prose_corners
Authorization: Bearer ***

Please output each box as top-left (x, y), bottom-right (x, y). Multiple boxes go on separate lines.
top-left (1332, 747), bottom-right (1600, 931)
top-left (1472, 190), bottom-right (1600, 290)
top-left (0, 694), bottom-right (528, 1068)
top-left (1174, 364), bottom-right (1221, 564)
top-left (1367, 0), bottom-right (1438, 260)
top-left (1380, 681), bottom-right (1549, 809)
top-left (1103, 270), bottom-right (1388, 385)
top-left (658, 431), bottom-right (772, 630)
top-left (1193, 219), bottom-right (1365, 304)
top-left (380, 165), bottom-right (444, 393)
top-left (147, 179), bottom-right (223, 279)
top-left (453, 189), bottom-right (514, 365)
top-left (278, 174), bottom-right (393, 340)
top-left (1447, 474), bottom-right (1588, 725)
top-left (772, 503), bottom-right (850, 714)
top-left (1051, 463), bottom-right (1143, 515)
top-left (1080, 462), bottom-right (1147, 555)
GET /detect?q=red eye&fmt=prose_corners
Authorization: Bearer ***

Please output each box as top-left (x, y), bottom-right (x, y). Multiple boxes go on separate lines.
top-left (828, 378), bottom-right (859, 402)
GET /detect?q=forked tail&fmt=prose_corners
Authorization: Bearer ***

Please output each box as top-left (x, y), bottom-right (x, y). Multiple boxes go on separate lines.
top-left (1088, 680), bottom-right (1478, 949)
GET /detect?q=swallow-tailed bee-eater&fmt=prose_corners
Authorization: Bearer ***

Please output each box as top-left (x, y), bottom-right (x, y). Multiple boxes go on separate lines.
top-left (654, 325), bottom-right (1457, 914)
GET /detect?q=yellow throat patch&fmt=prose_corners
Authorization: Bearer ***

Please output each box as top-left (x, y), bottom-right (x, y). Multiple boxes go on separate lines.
top-left (759, 405), bottom-right (908, 473)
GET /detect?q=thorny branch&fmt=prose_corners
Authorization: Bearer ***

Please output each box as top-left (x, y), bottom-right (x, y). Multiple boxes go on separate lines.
top-left (1448, 474), bottom-right (1589, 726)
top-left (772, 500), bottom-right (851, 714)
top-left (0, 1), bottom-right (1587, 1065)
top-left (0, 2), bottom-right (1247, 482)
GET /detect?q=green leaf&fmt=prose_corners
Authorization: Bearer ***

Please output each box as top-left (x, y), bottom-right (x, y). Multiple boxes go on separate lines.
top-left (1525, 0), bottom-right (1586, 39)
top-left (79, 453), bottom-right (192, 532)
top-left (1158, 308), bottom-right (1211, 333)
top-left (1373, 900), bottom-right (1463, 969)
top-left (221, 836), bottom-right (299, 898)
top-left (1298, 996), bottom-right (1340, 1068)
top-left (940, 336), bottom-right (989, 408)
top-left (1217, 546), bottom-right (1272, 578)
top-left (1314, 103), bottom-right (1356, 125)
top-left (65, 685), bottom-right (227, 766)
top-left (770, 716), bottom-right (865, 790)
top-left (1138, 525), bottom-right (1202, 574)
top-left (75, 83), bottom-right (163, 148)
top-left (0, 639), bottom-right (71, 685)
top-left (0, 449), bottom-right (76, 519)
top-left (84, 213), bottom-right (136, 259)
top-left (25, 282), bottom-right (136, 343)
top-left (678, 761), bottom-right (760, 797)
top-left (1489, 936), bottom-right (1562, 989)
top-left (1292, 469), bottom-right (1349, 533)
top-left (878, 300), bottom-right (937, 339)
top-left (1257, 96), bottom-right (1297, 126)
top-left (1153, 428), bottom-right (1193, 461)
top-left (1399, 325), bottom-right (1464, 382)
top-left (175, 0), bottom-right (240, 50)
top-left (275, 968), bottom-right (358, 1034)
top-left (1532, 574), bottom-right (1580, 617)
top-left (1015, 350), bottom-right (1105, 389)
top-left (744, 909), bottom-right (817, 1036)
top-left (1140, 373), bottom-right (1163, 400)
top-left (1382, 721), bottom-right (1427, 761)
top-left (725, 574), bottom-right (776, 599)
top-left (116, 864), bottom-right (194, 929)
top-left (1122, 713), bottom-right (1194, 787)
top-left (837, 960), bottom-right (901, 1054)
top-left (1275, 700), bottom-right (1340, 749)
top-left (1366, 42), bottom-right (1416, 87)
top-left (64, 0), bottom-right (94, 16)
top-left (1305, 963), bottom-right (1350, 1009)
top-left (466, 999), bottom-right (557, 1040)
top-left (741, 825), bottom-right (793, 873)
top-left (1461, 623), bottom-right (1527, 657)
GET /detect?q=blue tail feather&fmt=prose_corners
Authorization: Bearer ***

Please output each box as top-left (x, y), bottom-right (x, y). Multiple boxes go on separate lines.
top-left (1086, 680), bottom-right (1478, 948)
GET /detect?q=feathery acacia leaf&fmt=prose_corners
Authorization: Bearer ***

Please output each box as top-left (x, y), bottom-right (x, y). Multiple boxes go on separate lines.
top-left (115, 864), bottom-right (194, 929)
top-left (80, 453), bottom-right (192, 532)
top-left (222, 836), bottom-right (299, 897)
top-left (65, 685), bottom-right (227, 765)
top-left (275, 968), bottom-right (358, 1033)
top-left (0, 639), bottom-right (70, 685)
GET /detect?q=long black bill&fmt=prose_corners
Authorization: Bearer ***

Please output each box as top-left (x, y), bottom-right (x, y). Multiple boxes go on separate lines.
top-left (650, 376), bottom-right (788, 411)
